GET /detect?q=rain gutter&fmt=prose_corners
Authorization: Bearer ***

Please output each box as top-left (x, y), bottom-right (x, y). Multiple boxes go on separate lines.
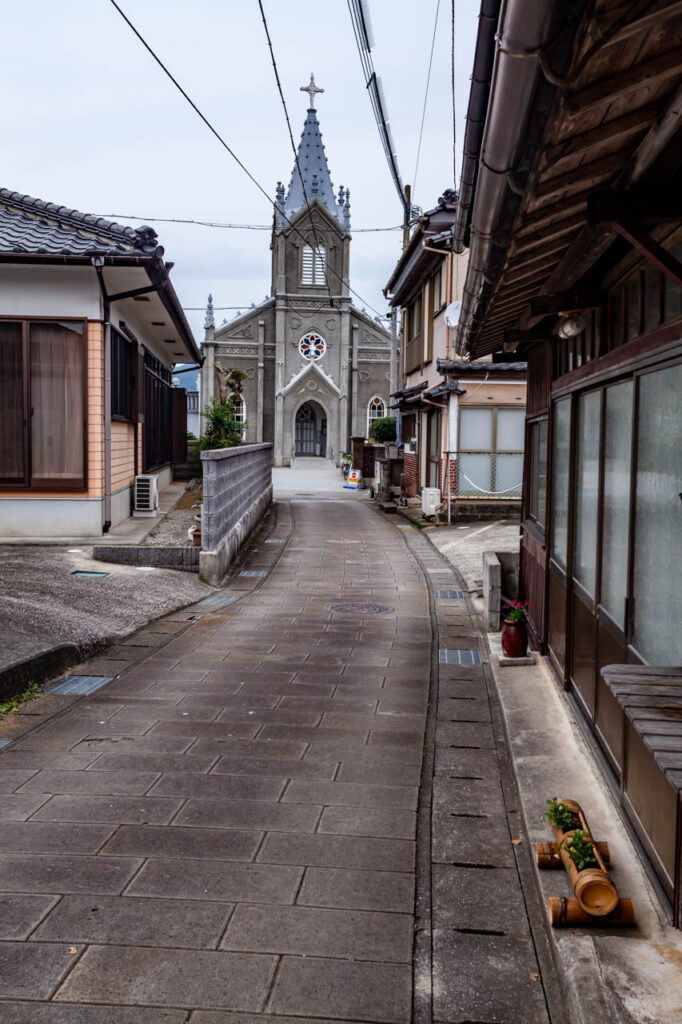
top-left (453, 0), bottom-right (588, 357)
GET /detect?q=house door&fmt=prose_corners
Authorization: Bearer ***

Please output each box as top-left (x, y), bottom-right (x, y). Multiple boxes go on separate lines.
top-left (427, 409), bottom-right (441, 489)
top-left (295, 401), bottom-right (327, 457)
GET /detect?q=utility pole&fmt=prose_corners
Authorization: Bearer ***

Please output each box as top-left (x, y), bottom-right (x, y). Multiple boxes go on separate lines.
top-left (402, 184), bottom-right (411, 251)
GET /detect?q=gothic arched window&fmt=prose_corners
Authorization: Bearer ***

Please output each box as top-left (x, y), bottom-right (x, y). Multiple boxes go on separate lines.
top-left (367, 395), bottom-right (386, 435)
top-left (301, 244), bottom-right (326, 285)
top-left (299, 332), bottom-right (326, 361)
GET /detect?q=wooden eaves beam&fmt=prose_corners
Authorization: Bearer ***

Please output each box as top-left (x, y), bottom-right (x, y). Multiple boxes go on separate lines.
top-left (543, 104), bottom-right (659, 165)
top-left (611, 222), bottom-right (682, 288)
top-left (565, 48), bottom-right (682, 117)
top-left (529, 291), bottom-right (602, 316)
top-left (588, 184), bottom-right (682, 226)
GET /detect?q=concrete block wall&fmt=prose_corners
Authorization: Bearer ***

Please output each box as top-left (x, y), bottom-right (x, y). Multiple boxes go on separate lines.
top-left (200, 443), bottom-right (273, 586)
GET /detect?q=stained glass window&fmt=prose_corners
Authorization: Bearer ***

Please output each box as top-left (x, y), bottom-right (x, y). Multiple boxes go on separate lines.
top-left (299, 332), bottom-right (326, 361)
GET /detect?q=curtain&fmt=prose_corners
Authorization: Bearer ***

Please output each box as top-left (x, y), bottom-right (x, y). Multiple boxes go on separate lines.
top-left (0, 322), bottom-right (24, 481)
top-left (29, 322), bottom-right (84, 483)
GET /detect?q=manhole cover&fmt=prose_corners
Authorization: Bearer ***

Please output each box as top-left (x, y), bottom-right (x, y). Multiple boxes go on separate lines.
top-left (328, 602), bottom-right (394, 615)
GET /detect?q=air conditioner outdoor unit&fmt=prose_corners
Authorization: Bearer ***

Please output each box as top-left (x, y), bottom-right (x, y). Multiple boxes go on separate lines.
top-left (422, 487), bottom-right (441, 518)
top-left (133, 474), bottom-right (160, 518)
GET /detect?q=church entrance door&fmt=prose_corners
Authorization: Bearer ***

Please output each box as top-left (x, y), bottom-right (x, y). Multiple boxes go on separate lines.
top-left (295, 401), bottom-right (327, 457)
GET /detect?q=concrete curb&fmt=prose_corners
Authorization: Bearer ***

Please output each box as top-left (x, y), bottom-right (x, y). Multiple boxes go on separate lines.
top-left (0, 642), bottom-right (82, 704)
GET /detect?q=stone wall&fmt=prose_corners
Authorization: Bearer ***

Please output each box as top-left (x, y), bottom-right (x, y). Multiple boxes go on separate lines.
top-left (93, 546), bottom-right (200, 572)
top-left (200, 443), bottom-right (273, 586)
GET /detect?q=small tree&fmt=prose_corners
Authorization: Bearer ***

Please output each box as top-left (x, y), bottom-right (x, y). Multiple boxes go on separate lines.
top-left (369, 415), bottom-right (397, 443)
top-left (195, 367), bottom-right (247, 453)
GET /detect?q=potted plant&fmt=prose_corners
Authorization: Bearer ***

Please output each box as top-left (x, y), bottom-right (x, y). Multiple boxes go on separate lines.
top-left (501, 599), bottom-right (529, 657)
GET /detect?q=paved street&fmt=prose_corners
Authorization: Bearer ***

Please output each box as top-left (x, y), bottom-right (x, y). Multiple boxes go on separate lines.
top-left (0, 492), bottom-right (559, 1023)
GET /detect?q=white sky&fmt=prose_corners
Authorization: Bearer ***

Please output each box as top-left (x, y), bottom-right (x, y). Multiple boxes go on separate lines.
top-left (2, 0), bottom-right (479, 345)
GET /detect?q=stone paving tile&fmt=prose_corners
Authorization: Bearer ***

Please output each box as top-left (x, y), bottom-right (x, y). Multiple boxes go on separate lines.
top-left (189, 1014), bottom-right (367, 1024)
top-left (0, 794), bottom-right (50, 820)
top-left (175, 797), bottom-right (321, 833)
top-left (433, 774), bottom-right (505, 816)
top-left (0, 1003), bottom-right (189, 1022)
top-left (0, 894), bottom-right (59, 940)
top-left (18, 770), bottom-right (160, 796)
top-left (436, 720), bottom-right (496, 748)
top-left (0, 769), bottom-right (39, 791)
top-left (0, 822), bottom-right (113, 855)
top-left (87, 751), bottom-right (218, 773)
top-left (222, 904), bottom-right (412, 962)
top-left (432, 811), bottom-right (515, 867)
top-left (147, 721), bottom-right (260, 741)
top-left (283, 780), bottom-right (418, 810)
top-left (210, 756), bottom-right (337, 780)
top-left (0, 854), bottom-right (141, 894)
top-left (0, 941), bottom-right (85, 1000)
top-left (318, 806), bottom-right (416, 840)
top-left (336, 762), bottom-right (422, 787)
top-left (433, 863), bottom-right (530, 936)
top-left (32, 894), bottom-right (231, 949)
top-left (32, 795), bottom-right (183, 825)
top-left (101, 824), bottom-right (262, 861)
top-left (296, 866), bottom-right (415, 912)
top-left (149, 772), bottom-right (285, 802)
top-left (53, 945), bottom-right (277, 1011)
top-left (71, 735), bottom-right (196, 754)
top-left (258, 833), bottom-right (414, 872)
top-left (189, 736), bottom-right (308, 760)
top-left (0, 751), bottom-right (100, 771)
top-left (126, 858), bottom-right (302, 904)
top-left (268, 956), bottom-right (411, 1023)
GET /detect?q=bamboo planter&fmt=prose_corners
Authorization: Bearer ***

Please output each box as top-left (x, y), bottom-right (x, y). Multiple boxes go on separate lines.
top-left (536, 798), bottom-right (635, 928)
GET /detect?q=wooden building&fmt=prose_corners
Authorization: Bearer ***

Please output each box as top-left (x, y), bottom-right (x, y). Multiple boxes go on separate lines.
top-left (0, 189), bottom-right (199, 537)
top-left (455, 1), bottom-right (682, 922)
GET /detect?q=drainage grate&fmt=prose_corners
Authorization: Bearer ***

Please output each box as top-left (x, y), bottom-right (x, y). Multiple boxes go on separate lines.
top-left (199, 595), bottom-right (239, 609)
top-left (239, 570), bottom-right (267, 578)
top-left (46, 675), bottom-right (112, 696)
top-left (72, 571), bottom-right (109, 579)
top-left (408, 541), bottom-right (429, 546)
top-left (439, 648), bottom-right (482, 665)
top-left (329, 602), bottom-right (395, 615)
top-left (264, 539), bottom-right (285, 544)
top-left (435, 589), bottom-right (465, 599)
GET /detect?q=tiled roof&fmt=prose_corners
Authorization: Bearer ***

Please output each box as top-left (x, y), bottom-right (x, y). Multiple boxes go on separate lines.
top-left (0, 189), bottom-right (163, 258)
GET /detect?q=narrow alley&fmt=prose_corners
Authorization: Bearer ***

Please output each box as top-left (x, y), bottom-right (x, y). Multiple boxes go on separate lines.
top-left (0, 492), bottom-right (557, 1023)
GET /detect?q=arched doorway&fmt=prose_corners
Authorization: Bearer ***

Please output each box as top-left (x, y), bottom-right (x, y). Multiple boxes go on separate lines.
top-left (295, 400), bottom-right (327, 457)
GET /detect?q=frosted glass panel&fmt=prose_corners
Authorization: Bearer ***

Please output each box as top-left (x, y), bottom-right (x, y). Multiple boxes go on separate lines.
top-left (497, 408), bottom-right (525, 451)
top-left (551, 399), bottom-right (571, 569)
top-left (632, 364), bottom-right (682, 664)
top-left (457, 454), bottom-right (492, 495)
top-left (495, 454), bottom-right (524, 496)
top-left (600, 381), bottom-right (633, 628)
top-left (573, 391), bottom-right (601, 597)
top-left (459, 408), bottom-right (493, 450)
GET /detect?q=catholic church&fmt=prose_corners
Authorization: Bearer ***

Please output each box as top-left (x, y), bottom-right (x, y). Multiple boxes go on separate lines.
top-left (200, 75), bottom-right (395, 466)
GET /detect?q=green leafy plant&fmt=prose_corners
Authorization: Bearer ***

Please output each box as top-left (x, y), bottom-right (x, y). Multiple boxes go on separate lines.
top-left (197, 397), bottom-right (244, 450)
top-left (503, 599), bottom-right (528, 623)
top-left (542, 798), bottom-right (576, 831)
top-left (562, 829), bottom-right (598, 872)
top-left (369, 416), bottom-right (397, 443)
top-left (0, 682), bottom-right (40, 720)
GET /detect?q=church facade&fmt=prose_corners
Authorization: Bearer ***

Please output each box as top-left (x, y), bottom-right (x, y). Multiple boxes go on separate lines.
top-left (200, 77), bottom-right (395, 466)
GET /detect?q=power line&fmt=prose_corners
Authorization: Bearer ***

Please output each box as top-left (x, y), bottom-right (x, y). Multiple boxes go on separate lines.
top-left (413, 0), bottom-right (441, 198)
top-left (451, 0), bottom-right (457, 187)
top-left (346, 0), bottom-right (408, 214)
top-left (256, 0), bottom-right (333, 306)
top-left (107, 0), bottom-right (387, 320)
top-left (97, 213), bottom-right (401, 233)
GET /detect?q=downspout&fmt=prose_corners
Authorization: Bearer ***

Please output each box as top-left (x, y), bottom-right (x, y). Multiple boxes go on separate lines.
top-left (92, 256), bottom-right (112, 532)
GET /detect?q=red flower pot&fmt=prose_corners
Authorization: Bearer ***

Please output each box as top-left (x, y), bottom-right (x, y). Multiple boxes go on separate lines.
top-left (501, 619), bottom-right (528, 658)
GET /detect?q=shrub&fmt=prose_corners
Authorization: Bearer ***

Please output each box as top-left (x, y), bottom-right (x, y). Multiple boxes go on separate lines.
top-left (369, 416), bottom-right (396, 443)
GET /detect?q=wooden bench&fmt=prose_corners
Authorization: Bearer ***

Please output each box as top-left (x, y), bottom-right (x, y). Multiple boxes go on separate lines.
top-left (601, 664), bottom-right (682, 928)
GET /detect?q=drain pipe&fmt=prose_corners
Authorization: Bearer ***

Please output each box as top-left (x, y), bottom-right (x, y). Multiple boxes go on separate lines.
top-left (92, 256), bottom-right (112, 532)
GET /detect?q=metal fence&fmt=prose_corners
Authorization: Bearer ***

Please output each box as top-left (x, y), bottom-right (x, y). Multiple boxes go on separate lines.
top-left (452, 450), bottom-right (524, 499)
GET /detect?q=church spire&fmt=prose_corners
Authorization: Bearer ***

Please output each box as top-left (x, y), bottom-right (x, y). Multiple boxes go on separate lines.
top-left (280, 74), bottom-right (348, 229)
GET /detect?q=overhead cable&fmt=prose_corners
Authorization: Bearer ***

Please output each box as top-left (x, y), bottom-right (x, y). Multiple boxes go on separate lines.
top-left (107, 0), bottom-right (387, 320)
top-left (346, 0), bottom-right (408, 213)
top-left (413, 0), bottom-right (441, 198)
top-left (96, 214), bottom-right (401, 232)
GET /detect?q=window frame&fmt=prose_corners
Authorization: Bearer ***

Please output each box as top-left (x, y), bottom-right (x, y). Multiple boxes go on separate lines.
top-left (111, 327), bottom-right (135, 423)
top-left (367, 395), bottom-right (386, 436)
top-left (232, 393), bottom-right (247, 441)
top-left (143, 347), bottom-right (173, 472)
top-left (301, 243), bottom-right (326, 286)
top-left (0, 315), bottom-right (88, 491)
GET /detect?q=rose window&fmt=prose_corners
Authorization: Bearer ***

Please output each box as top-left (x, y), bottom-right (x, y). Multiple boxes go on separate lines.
top-left (299, 332), bottom-right (326, 361)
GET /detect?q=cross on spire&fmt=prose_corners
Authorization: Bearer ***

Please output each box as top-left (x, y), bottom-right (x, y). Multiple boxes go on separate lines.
top-left (301, 72), bottom-right (323, 109)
